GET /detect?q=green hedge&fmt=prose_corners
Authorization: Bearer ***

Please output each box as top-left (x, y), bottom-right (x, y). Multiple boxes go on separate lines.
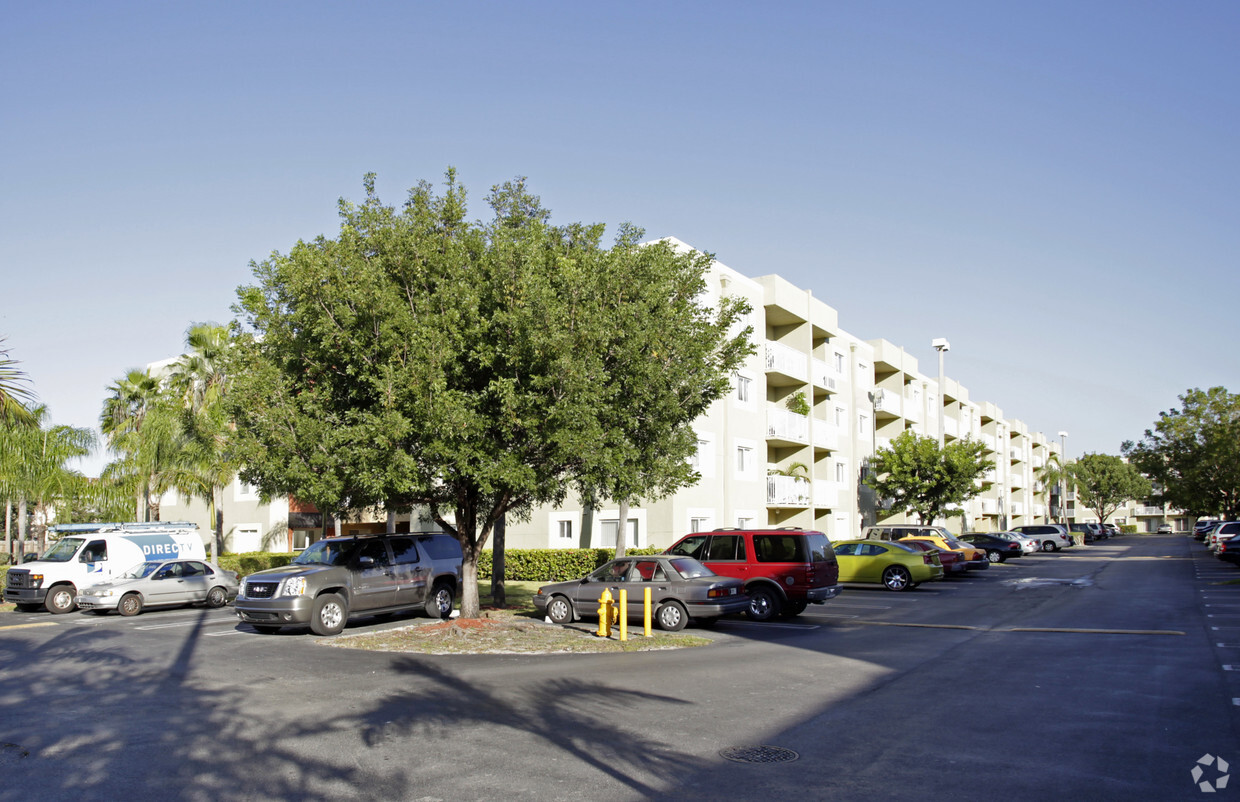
top-left (478, 547), bottom-right (662, 582)
top-left (1121, 525), bottom-right (1138, 534)
top-left (218, 552), bottom-right (295, 578)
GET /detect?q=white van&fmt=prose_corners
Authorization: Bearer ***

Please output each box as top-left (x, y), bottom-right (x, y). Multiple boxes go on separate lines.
top-left (4, 522), bottom-right (205, 614)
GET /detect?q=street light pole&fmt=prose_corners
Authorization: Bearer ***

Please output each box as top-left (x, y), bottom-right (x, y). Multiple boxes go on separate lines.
top-left (932, 338), bottom-right (950, 449)
top-left (1058, 430), bottom-right (1069, 530)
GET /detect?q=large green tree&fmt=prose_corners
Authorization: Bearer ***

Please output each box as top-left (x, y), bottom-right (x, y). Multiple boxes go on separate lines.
top-left (865, 431), bottom-right (991, 525)
top-left (225, 172), bottom-right (751, 618)
top-left (1123, 387), bottom-right (1240, 519)
top-left (1070, 453), bottom-right (1152, 526)
top-left (100, 368), bottom-right (187, 521)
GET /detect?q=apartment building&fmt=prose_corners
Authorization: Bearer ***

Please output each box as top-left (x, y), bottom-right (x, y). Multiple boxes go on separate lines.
top-left (502, 240), bottom-right (1064, 550)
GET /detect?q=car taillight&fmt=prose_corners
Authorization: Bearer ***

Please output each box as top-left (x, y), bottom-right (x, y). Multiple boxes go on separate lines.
top-left (708, 587), bottom-right (736, 598)
top-left (923, 555), bottom-right (934, 565)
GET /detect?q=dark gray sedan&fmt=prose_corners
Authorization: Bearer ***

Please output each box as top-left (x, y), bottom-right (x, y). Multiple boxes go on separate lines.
top-left (533, 555), bottom-right (748, 631)
top-left (75, 559), bottom-right (240, 616)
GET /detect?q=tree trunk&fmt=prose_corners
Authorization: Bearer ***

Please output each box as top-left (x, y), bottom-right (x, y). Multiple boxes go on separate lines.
top-left (213, 486), bottom-right (224, 562)
top-left (581, 497), bottom-right (594, 548)
top-left (135, 488), bottom-right (143, 522)
top-left (4, 497), bottom-right (10, 562)
top-left (490, 513), bottom-right (506, 608)
top-left (615, 499), bottom-right (630, 558)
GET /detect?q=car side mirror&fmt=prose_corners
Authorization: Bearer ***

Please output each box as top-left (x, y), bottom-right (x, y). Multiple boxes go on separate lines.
top-left (358, 555), bottom-right (375, 567)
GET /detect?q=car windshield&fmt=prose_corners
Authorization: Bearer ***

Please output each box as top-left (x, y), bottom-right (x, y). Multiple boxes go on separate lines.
top-left (118, 562), bottom-right (163, 579)
top-left (292, 539), bottom-right (357, 566)
top-left (945, 539), bottom-right (970, 550)
top-left (39, 538), bottom-right (84, 563)
top-left (668, 557), bottom-right (714, 579)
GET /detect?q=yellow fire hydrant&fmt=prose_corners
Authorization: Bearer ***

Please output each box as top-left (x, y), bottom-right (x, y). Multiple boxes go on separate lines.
top-left (597, 588), bottom-right (615, 637)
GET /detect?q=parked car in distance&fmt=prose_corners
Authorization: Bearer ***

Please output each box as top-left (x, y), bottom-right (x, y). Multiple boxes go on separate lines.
top-left (1215, 537), bottom-right (1240, 565)
top-left (1069, 523), bottom-right (1106, 543)
top-left (1103, 523), bottom-right (1122, 537)
top-left (1157, 523), bottom-right (1173, 534)
top-left (899, 534), bottom-right (990, 571)
top-left (1010, 524), bottom-right (1073, 552)
top-left (76, 559), bottom-right (239, 616)
top-left (1195, 520), bottom-right (1219, 540)
top-left (898, 538), bottom-right (968, 574)
top-left (832, 539), bottom-right (944, 591)
top-left (534, 555), bottom-right (747, 630)
top-left (989, 530), bottom-right (1040, 555)
top-left (665, 528), bottom-right (841, 621)
top-left (1208, 522), bottom-right (1240, 553)
top-left (957, 533), bottom-right (1024, 563)
top-left (234, 532), bottom-right (463, 635)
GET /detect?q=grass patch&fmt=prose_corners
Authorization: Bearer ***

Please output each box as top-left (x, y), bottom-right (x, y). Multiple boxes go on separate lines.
top-left (323, 609), bottom-right (712, 654)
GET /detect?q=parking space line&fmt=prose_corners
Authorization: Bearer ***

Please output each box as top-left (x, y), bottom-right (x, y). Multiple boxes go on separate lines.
top-left (134, 617), bottom-right (241, 631)
top-left (0, 621), bottom-right (57, 631)
top-left (716, 620), bottom-right (821, 631)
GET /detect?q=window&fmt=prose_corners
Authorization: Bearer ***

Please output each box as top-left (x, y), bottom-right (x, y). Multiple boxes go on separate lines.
top-left (669, 534), bottom-right (708, 559)
top-left (737, 445), bottom-right (753, 473)
top-left (601, 518), bottom-right (638, 547)
top-left (558, 520), bottom-right (573, 540)
top-left (706, 535), bottom-right (746, 561)
top-left (234, 478), bottom-right (259, 502)
top-left (835, 461), bottom-right (847, 483)
top-left (835, 406), bottom-right (845, 427)
top-left (690, 517), bottom-right (711, 532)
top-left (859, 414), bottom-right (869, 435)
top-left (232, 524), bottom-right (262, 553)
top-left (357, 539), bottom-right (390, 568)
top-left (389, 537), bottom-right (420, 565)
top-left (736, 374), bottom-right (751, 403)
top-left (737, 516), bottom-right (753, 528)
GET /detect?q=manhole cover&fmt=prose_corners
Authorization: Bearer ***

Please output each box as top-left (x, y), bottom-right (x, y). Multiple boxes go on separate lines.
top-left (719, 745), bottom-right (799, 764)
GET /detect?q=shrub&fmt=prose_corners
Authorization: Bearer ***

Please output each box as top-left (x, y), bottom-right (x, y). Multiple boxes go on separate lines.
top-left (1122, 525), bottom-right (1138, 534)
top-left (478, 547), bottom-right (663, 582)
top-left (218, 552), bottom-right (295, 578)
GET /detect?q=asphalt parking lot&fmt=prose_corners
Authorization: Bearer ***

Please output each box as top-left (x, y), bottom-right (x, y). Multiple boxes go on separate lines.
top-left (1, 534), bottom-right (1236, 801)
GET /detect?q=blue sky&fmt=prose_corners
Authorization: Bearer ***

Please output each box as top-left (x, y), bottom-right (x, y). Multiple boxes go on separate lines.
top-left (2, 1), bottom-right (1237, 477)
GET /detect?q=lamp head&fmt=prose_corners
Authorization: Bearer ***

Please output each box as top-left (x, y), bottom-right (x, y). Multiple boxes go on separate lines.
top-left (932, 337), bottom-right (950, 352)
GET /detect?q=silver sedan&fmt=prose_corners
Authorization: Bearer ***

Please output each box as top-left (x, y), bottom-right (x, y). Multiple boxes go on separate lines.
top-left (76, 559), bottom-right (240, 616)
top-left (533, 555), bottom-right (748, 631)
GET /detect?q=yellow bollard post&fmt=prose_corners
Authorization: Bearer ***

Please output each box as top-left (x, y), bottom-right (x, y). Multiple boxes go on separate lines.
top-left (644, 587), bottom-right (652, 636)
top-left (597, 588), bottom-right (613, 638)
top-left (619, 589), bottom-right (628, 641)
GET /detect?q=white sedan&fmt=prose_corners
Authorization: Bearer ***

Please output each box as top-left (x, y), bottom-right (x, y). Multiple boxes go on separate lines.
top-left (991, 531), bottom-right (1041, 554)
top-left (76, 559), bottom-right (239, 616)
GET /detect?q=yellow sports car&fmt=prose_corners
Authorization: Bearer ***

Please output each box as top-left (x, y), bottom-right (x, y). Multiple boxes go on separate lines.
top-left (831, 539), bottom-right (944, 591)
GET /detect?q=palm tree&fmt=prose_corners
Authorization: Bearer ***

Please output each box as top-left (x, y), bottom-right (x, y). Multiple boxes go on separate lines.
top-left (167, 324), bottom-right (239, 561)
top-left (1036, 453), bottom-right (1073, 526)
top-left (1, 406), bottom-right (95, 557)
top-left (100, 369), bottom-right (186, 521)
top-left (0, 337), bottom-right (37, 428)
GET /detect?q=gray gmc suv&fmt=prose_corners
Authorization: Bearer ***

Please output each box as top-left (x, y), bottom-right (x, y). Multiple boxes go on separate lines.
top-left (234, 533), bottom-right (463, 635)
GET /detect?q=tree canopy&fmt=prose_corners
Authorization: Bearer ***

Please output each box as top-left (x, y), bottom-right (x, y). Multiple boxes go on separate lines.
top-left (225, 171), bottom-right (752, 617)
top-left (865, 431), bottom-right (991, 525)
top-left (0, 337), bottom-right (37, 427)
top-left (1123, 387), bottom-right (1240, 519)
top-left (1069, 453), bottom-right (1152, 524)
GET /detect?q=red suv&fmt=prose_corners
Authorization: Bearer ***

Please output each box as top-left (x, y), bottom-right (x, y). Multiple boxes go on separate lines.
top-left (665, 528), bottom-right (841, 621)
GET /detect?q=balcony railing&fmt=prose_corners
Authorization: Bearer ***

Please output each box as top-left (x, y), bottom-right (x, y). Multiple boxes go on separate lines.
top-left (1134, 506), bottom-right (1164, 516)
top-left (812, 421), bottom-right (838, 451)
top-left (903, 394), bottom-right (921, 423)
top-left (765, 341), bottom-right (808, 382)
top-left (812, 479), bottom-right (838, 508)
top-left (1034, 503), bottom-right (1046, 517)
top-left (980, 433), bottom-right (997, 452)
top-left (767, 475), bottom-right (811, 507)
top-left (767, 404), bottom-right (809, 444)
top-left (1011, 502), bottom-right (1024, 516)
top-left (810, 358), bottom-right (838, 392)
top-left (944, 417), bottom-right (959, 437)
top-left (980, 499), bottom-right (998, 515)
top-left (873, 392), bottom-right (902, 417)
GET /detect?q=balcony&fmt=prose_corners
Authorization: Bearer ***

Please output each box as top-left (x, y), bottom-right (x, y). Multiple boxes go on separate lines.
top-left (812, 421), bottom-right (839, 451)
top-left (810, 358), bottom-right (839, 393)
top-left (767, 475), bottom-right (811, 507)
top-left (873, 392), bottom-right (903, 418)
top-left (767, 404), bottom-right (809, 445)
top-left (981, 433), bottom-right (997, 452)
top-left (1134, 506), bottom-right (1164, 516)
top-left (812, 479), bottom-right (838, 508)
top-left (1011, 501), bottom-right (1024, 516)
top-left (903, 393), bottom-right (921, 423)
top-left (944, 417), bottom-right (959, 437)
top-left (980, 499), bottom-right (998, 515)
top-left (1034, 503), bottom-right (1046, 517)
top-left (1009, 448), bottom-right (1023, 462)
top-left (1032, 456), bottom-right (1045, 469)
top-left (765, 341), bottom-right (808, 384)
